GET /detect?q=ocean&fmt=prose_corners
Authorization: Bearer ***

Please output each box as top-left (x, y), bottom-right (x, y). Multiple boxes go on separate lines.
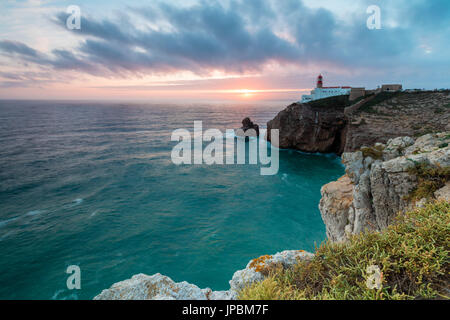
top-left (0, 100), bottom-right (344, 299)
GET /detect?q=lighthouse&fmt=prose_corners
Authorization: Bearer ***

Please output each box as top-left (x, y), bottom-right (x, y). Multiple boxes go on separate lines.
top-left (300, 74), bottom-right (352, 103)
top-left (316, 74), bottom-right (323, 88)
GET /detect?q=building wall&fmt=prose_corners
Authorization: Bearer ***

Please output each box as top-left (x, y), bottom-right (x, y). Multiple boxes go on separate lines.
top-left (381, 84), bottom-right (402, 92)
top-left (301, 87), bottom-right (351, 103)
top-left (300, 82), bottom-right (403, 104)
top-left (349, 88), bottom-right (366, 101)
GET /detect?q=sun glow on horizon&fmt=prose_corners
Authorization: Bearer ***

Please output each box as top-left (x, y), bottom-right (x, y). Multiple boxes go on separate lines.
top-left (236, 89), bottom-right (256, 98)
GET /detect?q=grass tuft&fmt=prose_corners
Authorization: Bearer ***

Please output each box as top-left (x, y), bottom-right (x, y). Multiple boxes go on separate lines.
top-left (360, 145), bottom-right (385, 160)
top-left (239, 201), bottom-right (450, 300)
top-left (357, 92), bottom-right (401, 114)
top-left (405, 163), bottom-right (450, 201)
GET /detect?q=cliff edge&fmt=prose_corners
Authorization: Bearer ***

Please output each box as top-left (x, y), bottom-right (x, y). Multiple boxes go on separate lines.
top-left (94, 250), bottom-right (314, 300)
top-left (320, 132), bottom-right (450, 242)
top-left (267, 95), bottom-right (348, 154)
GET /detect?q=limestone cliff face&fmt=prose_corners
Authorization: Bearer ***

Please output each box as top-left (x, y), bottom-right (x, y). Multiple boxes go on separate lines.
top-left (319, 133), bottom-right (450, 242)
top-left (319, 175), bottom-right (357, 242)
top-left (267, 101), bottom-right (348, 154)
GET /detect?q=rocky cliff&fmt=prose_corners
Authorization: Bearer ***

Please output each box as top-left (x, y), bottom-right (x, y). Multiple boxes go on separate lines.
top-left (320, 132), bottom-right (450, 242)
top-left (94, 250), bottom-right (314, 300)
top-left (267, 91), bottom-right (450, 154)
top-left (267, 95), bottom-right (348, 154)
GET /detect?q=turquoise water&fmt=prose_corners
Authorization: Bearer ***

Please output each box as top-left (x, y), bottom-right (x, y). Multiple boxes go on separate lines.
top-left (0, 100), bottom-right (344, 299)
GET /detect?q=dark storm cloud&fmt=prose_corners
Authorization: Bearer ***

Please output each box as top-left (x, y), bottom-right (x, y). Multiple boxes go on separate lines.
top-left (0, 70), bottom-right (60, 88)
top-left (0, 40), bottom-right (41, 58)
top-left (0, 39), bottom-right (98, 74)
top-left (51, 0), bottom-right (301, 75)
top-left (0, 0), bottom-right (448, 78)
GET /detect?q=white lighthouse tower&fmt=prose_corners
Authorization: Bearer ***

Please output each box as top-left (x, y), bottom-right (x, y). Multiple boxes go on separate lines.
top-left (301, 74), bottom-right (351, 103)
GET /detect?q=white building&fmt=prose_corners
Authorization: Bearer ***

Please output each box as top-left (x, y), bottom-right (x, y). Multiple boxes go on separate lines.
top-left (301, 75), bottom-right (351, 103)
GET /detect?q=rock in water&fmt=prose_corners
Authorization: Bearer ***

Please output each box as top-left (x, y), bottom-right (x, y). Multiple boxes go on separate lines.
top-left (237, 117), bottom-right (259, 137)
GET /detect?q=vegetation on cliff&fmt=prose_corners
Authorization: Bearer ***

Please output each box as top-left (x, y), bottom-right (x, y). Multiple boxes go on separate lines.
top-left (405, 163), bottom-right (450, 201)
top-left (356, 92), bottom-right (400, 114)
top-left (345, 91), bottom-right (450, 151)
top-left (360, 144), bottom-right (385, 160)
top-left (239, 201), bottom-right (450, 300)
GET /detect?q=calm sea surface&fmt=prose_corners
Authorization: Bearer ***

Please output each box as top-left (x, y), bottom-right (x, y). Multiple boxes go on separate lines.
top-left (0, 100), bottom-right (344, 299)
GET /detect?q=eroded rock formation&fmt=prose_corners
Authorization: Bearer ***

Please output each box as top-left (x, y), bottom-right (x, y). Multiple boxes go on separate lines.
top-left (267, 101), bottom-right (348, 153)
top-left (319, 132), bottom-right (450, 242)
top-left (236, 117), bottom-right (259, 137)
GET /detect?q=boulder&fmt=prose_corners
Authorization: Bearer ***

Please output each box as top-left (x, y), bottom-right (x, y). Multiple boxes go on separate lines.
top-left (435, 182), bottom-right (450, 202)
top-left (383, 136), bottom-right (415, 160)
top-left (94, 273), bottom-right (210, 300)
top-left (228, 250), bottom-right (314, 299)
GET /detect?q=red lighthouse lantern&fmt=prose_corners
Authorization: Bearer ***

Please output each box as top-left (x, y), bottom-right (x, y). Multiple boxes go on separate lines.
top-left (317, 74), bottom-right (323, 88)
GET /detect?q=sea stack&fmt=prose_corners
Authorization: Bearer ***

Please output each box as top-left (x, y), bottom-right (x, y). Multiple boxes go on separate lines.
top-left (237, 117), bottom-right (260, 137)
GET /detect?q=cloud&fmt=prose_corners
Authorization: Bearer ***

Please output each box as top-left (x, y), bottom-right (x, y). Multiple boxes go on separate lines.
top-left (0, 40), bottom-right (41, 58)
top-left (0, 0), bottom-right (449, 82)
top-left (49, 1), bottom-right (301, 75)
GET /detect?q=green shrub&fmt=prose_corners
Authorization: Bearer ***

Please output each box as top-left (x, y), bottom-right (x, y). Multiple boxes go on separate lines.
top-left (414, 128), bottom-right (436, 137)
top-left (406, 163), bottom-right (450, 201)
top-left (239, 202), bottom-right (450, 300)
top-left (360, 145), bottom-right (385, 160)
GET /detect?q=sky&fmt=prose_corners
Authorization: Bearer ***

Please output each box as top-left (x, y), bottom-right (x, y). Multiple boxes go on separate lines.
top-left (0, 0), bottom-right (449, 101)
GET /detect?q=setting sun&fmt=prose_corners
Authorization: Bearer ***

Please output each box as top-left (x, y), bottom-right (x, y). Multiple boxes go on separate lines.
top-left (237, 89), bottom-right (256, 98)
